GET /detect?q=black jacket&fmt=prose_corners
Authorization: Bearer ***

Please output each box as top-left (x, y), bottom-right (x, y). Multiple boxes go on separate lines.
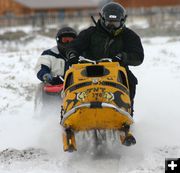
top-left (66, 21), bottom-right (144, 66)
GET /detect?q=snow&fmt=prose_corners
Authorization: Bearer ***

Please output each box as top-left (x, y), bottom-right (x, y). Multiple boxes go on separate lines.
top-left (0, 34), bottom-right (180, 173)
top-left (0, 26), bottom-right (35, 35)
top-left (126, 17), bottom-right (150, 29)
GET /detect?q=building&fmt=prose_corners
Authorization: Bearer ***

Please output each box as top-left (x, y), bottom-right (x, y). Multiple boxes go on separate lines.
top-left (0, 0), bottom-right (101, 16)
top-left (115, 0), bottom-right (180, 8)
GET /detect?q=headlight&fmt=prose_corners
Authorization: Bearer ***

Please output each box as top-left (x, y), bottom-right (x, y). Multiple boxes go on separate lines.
top-left (103, 92), bottom-right (114, 101)
top-left (77, 92), bottom-right (87, 101)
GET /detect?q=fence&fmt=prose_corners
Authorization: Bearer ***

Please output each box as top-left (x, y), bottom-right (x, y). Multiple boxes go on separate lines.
top-left (127, 6), bottom-right (180, 29)
top-left (0, 11), bottom-right (96, 28)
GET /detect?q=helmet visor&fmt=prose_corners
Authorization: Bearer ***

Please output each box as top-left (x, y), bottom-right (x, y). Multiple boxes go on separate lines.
top-left (61, 36), bottom-right (74, 43)
top-left (105, 20), bottom-right (121, 29)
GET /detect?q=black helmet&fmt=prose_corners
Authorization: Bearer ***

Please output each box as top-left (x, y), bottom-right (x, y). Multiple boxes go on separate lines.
top-left (56, 26), bottom-right (77, 47)
top-left (100, 2), bottom-right (127, 34)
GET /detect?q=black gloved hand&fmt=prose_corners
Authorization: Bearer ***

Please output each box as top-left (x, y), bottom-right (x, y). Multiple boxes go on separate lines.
top-left (113, 53), bottom-right (123, 62)
top-left (66, 50), bottom-right (79, 65)
top-left (112, 53), bottom-right (128, 66)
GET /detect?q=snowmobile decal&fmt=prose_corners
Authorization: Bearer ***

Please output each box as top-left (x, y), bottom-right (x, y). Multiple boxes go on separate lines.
top-left (76, 88), bottom-right (114, 102)
top-left (113, 91), bottom-right (130, 111)
top-left (101, 81), bottom-right (129, 95)
top-left (64, 93), bottom-right (79, 113)
top-left (67, 81), bottom-right (92, 93)
top-left (66, 80), bottom-right (129, 96)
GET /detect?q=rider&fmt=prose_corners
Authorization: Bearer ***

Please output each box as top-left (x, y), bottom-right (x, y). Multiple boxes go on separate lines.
top-left (35, 26), bottom-right (77, 85)
top-left (65, 2), bottom-right (144, 146)
top-left (65, 2), bottom-right (144, 116)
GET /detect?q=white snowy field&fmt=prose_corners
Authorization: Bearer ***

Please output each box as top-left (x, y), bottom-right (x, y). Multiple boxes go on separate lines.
top-left (0, 35), bottom-right (180, 173)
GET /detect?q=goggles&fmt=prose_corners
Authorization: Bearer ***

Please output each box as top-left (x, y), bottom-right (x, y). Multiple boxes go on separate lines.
top-left (61, 37), bottom-right (74, 43)
top-left (105, 20), bottom-right (121, 29)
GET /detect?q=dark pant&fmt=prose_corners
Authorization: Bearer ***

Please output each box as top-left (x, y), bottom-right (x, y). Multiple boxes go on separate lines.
top-left (127, 70), bottom-right (138, 116)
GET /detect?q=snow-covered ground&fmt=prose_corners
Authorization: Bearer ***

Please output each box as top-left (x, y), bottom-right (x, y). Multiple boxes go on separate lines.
top-left (0, 34), bottom-right (180, 173)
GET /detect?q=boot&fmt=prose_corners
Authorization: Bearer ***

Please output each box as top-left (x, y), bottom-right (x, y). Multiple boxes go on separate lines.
top-left (120, 132), bottom-right (136, 146)
top-left (120, 124), bottom-right (136, 146)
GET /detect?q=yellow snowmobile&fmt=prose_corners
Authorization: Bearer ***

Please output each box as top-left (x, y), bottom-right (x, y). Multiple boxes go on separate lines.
top-left (60, 58), bottom-right (136, 152)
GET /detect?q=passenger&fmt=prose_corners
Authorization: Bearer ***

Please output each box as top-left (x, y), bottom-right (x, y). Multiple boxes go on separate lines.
top-left (35, 26), bottom-right (77, 85)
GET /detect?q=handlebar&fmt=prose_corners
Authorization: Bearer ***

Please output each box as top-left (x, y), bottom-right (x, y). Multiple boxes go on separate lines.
top-left (78, 56), bottom-right (96, 64)
top-left (78, 56), bottom-right (112, 64)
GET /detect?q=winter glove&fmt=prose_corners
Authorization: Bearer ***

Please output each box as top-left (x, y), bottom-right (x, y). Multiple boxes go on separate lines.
top-left (66, 50), bottom-right (79, 65)
top-left (43, 73), bottom-right (53, 83)
top-left (113, 53), bottom-right (123, 62)
top-left (113, 53), bottom-right (128, 66)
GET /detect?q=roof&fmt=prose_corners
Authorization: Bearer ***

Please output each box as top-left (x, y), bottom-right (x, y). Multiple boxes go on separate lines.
top-left (14, 0), bottom-right (102, 9)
